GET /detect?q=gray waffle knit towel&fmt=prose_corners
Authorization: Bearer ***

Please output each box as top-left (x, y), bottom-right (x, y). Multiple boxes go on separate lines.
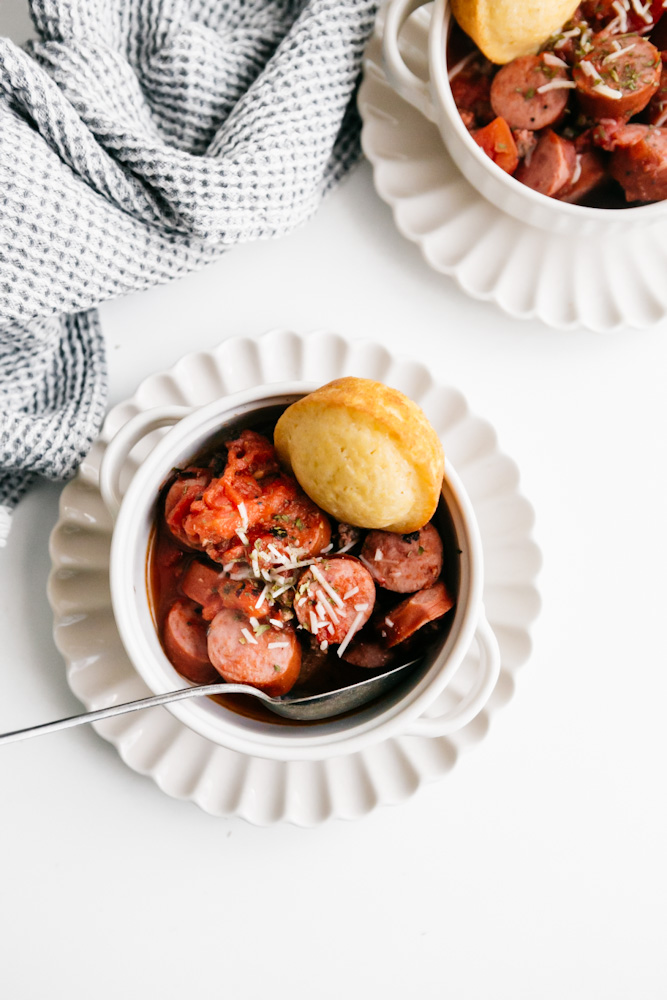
top-left (0, 0), bottom-right (378, 544)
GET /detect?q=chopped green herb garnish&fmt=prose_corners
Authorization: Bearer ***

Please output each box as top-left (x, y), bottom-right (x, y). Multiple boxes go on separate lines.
top-left (295, 517), bottom-right (305, 530)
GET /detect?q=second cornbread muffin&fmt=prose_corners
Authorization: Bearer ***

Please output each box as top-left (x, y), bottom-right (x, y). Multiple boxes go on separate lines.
top-left (274, 377), bottom-right (444, 533)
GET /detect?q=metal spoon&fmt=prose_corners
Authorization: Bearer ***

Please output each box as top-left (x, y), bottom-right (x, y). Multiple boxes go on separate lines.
top-left (0, 658), bottom-right (422, 746)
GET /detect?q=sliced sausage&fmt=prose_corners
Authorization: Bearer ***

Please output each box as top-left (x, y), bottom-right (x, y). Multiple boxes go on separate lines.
top-left (163, 598), bottom-right (218, 684)
top-left (164, 468), bottom-right (212, 549)
top-left (557, 148), bottom-right (609, 202)
top-left (490, 55), bottom-right (572, 131)
top-left (573, 34), bottom-right (661, 121)
top-left (294, 556), bottom-right (375, 646)
top-left (592, 118), bottom-right (648, 149)
top-left (608, 123), bottom-right (667, 199)
top-left (472, 117), bottom-right (520, 174)
top-left (360, 524), bottom-right (443, 594)
top-left (259, 497), bottom-right (332, 560)
top-left (382, 582), bottom-right (455, 648)
top-left (514, 129), bottom-right (577, 196)
top-left (340, 636), bottom-right (397, 670)
top-left (450, 54), bottom-right (495, 128)
top-left (207, 609), bottom-right (301, 696)
top-left (181, 560), bottom-right (267, 620)
top-left (512, 128), bottom-right (538, 161)
top-left (643, 63), bottom-right (667, 125)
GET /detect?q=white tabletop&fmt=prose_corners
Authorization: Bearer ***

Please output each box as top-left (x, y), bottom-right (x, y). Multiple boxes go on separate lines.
top-left (2, 3), bottom-right (666, 997)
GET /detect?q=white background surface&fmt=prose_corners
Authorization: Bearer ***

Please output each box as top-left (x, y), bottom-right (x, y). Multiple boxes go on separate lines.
top-left (1, 2), bottom-right (666, 997)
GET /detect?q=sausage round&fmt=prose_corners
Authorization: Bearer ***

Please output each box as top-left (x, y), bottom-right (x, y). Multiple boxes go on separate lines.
top-left (164, 468), bottom-right (211, 548)
top-left (340, 637), bottom-right (397, 669)
top-left (557, 148), bottom-right (608, 203)
top-left (609, 124), bottom-right (667, 200)
top-left (490, 55), bottom-right (571, 131)
top-left (573, 34), bottom-right (661, 121)
top-left (360, 524), bottom-right (443, 593)
top-left (514, 129), bottom-right (577, 196)
top-left (294, 556), bottom-right (375, 646)
top-left (383, 582), bottom-right (455, 648)
top-left (163, 598), bottom-right (218, 684)
top-left (181, 560), bottom-right (268, 620)
top-left (207, 609), bottom-right (301, 696)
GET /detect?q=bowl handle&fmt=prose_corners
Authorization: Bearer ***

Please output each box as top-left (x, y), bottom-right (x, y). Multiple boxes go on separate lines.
top-left (403, 612), bottom-right (501, 738)
top-left (382, 0), bottom-right (437, 122)
top-left (99, 405), bottom-right (192, 519)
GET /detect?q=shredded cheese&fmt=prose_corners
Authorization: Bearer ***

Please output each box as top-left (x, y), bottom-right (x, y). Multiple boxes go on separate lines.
top-left (269, 617), bottom-right (284, 628)
top-left (611, 0), bottom-right (629, 31)
top-left (337, 611), bottom-right (366, 657)
top-left (571, 154), bottom-right (582, 186)
top-left (385, 617), bottom-right (395, 628)
top-left (309, 564), bottom-right (345, 609)
top-left (241, 627), bottom-right (257, 646)
top-left (596, 83), bottom-right (623, 99)
top-left (254, 585), bottom-right (269, 610)
top-left (343, 586), bottom-right (359, 600)
top-left (316, 589), bottom-right (339, 623)
top-left (237, 501), bottom-right (248, 529)
top-left (604, 43), bottom-right (636, 63)
top-left (447, 51), bottom-right (475, 82)
top-left (630, 0), bottom-right (653, 23)
top-left (554, 26), bottom-right (580, 49)
top-left (580, 60), bottom-right (602, 81)
top-left (542, 53), bottom-right (568, 68)
top-left (537, 80), bottom-right (576, 93)
top-left (268, 642), bottom-right (289, 649)
top-left (374, 548), bottom-right (383, 561)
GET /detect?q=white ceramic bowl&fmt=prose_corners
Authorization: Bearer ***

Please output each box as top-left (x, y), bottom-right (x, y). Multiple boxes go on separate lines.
top-left (382, 0), bottom-right (667, 236)
top-left (98, 380), bottom-right (500, 762)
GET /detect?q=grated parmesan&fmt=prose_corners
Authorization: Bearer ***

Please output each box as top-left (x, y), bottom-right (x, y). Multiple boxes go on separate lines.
top-left (336, 611), bottom-right (366, 657)
top-left (537, 80), bottom-right (576, 93)
top-left (241, 627), bottom-right (257, 646)
top-left (630, 0), bottom-right (653, 23)
top-left (343, 586), bottom-right (359, 600)
top-left (268, 642), bottom-right (289, 649)
top-left (596, 83), bottom-right (623, 100)
top-left (580, 60), bottom-right (602, 81)
top-left (309, 564), bottom-right (345, 609)
top-left (542, 52), bottom-right (568, 68)
top-left (603, 43), bottom-right (636, 64)
top-left (447, 51), bottom-right (475, 82)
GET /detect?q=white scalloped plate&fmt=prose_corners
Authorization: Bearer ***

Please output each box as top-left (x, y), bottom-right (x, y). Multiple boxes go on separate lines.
top-left (47, 330), bottom-right (541, 826)
top-left (359, 8), bottom-right (667, 332)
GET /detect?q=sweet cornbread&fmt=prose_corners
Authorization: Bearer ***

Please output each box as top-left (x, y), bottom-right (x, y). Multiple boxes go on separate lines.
top-left (273, 378), bottom-right (444, 533)
top-left (451, 0), bottom-right (579, 64)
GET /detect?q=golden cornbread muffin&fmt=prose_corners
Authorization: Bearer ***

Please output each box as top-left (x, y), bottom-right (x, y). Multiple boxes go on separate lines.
top-left (451, 0), bottom-right (579, 64)
top-left (274, 378), bottom-right (444, 533)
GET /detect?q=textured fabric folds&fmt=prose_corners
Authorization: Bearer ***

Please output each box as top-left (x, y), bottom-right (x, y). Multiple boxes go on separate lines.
top-left (0, 0), bottom-right (378, 544)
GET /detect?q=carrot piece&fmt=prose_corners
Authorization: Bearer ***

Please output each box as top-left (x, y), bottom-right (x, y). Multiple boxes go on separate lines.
top-left (472, 117), bottom-right (519, 175)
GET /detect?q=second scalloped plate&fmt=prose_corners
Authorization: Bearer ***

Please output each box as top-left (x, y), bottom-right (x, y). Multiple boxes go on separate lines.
top-left (48, 329), bottom-right (541, 826)
top-left (359, 7), bottom-right (667, 332)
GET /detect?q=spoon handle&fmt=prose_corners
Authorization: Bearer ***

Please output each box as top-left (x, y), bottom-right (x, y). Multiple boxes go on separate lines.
top-left (0, 682), bottom-right (269, 746)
